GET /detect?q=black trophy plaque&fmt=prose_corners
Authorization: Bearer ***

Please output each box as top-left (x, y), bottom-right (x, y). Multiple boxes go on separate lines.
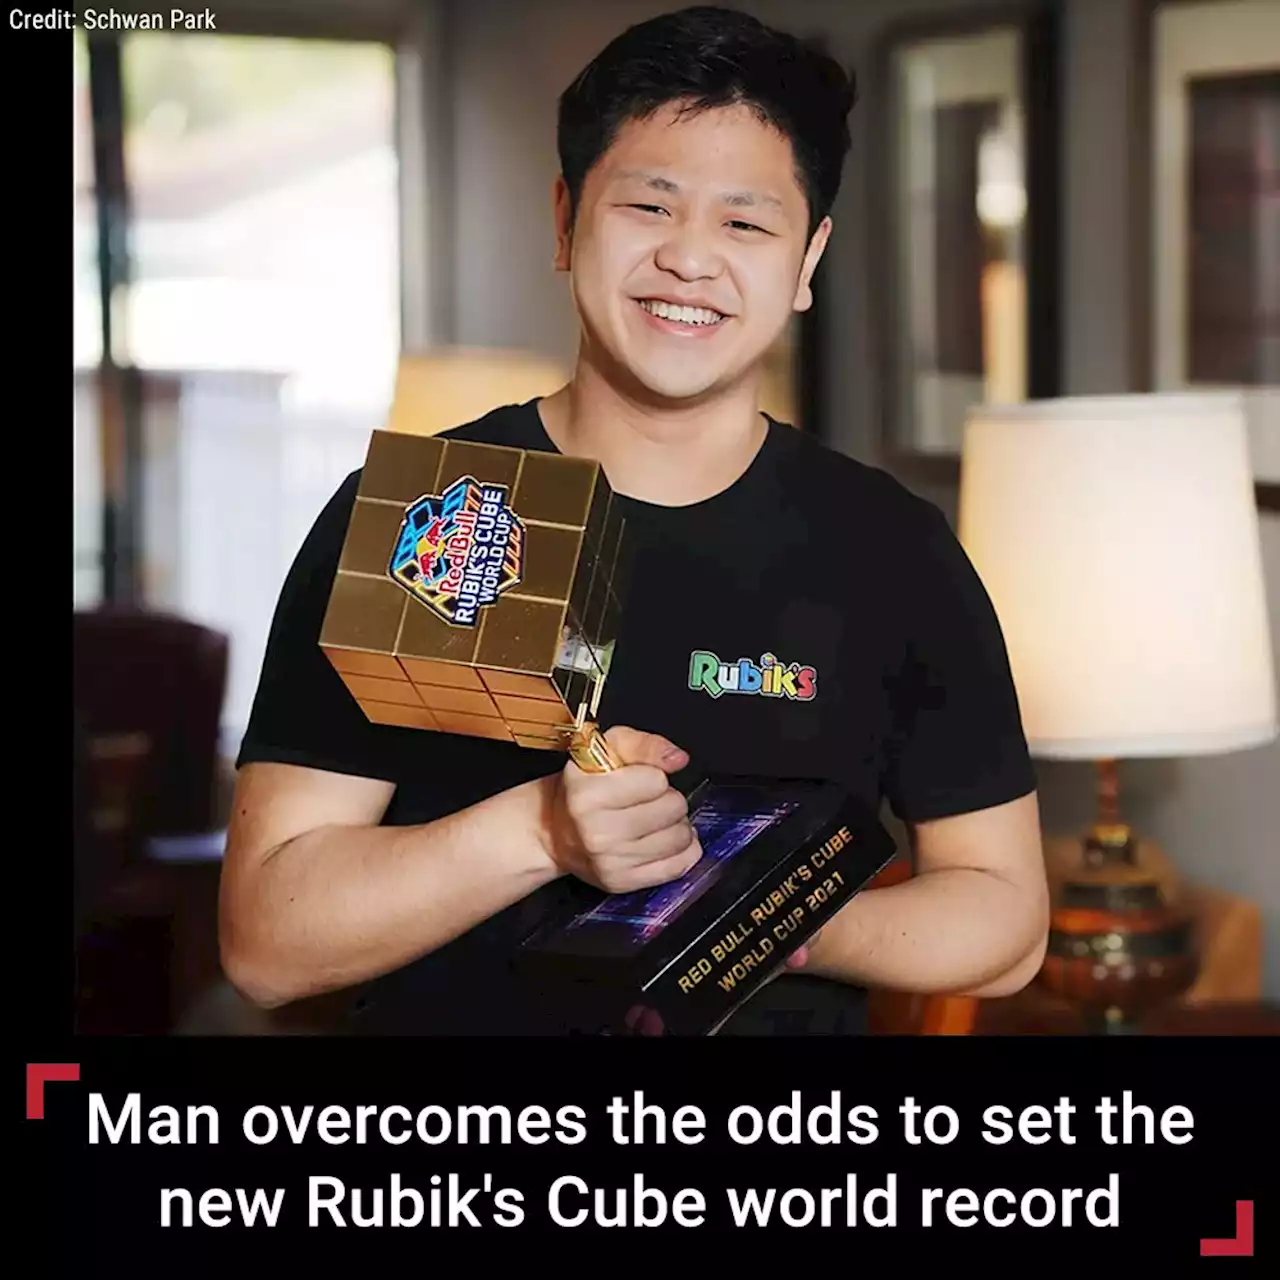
top-left (518, 774), bottom-right (897, 1035)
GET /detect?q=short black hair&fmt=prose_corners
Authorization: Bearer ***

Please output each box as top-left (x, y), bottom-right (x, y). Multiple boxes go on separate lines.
top-left (557, 6), bottom-right (857, 238)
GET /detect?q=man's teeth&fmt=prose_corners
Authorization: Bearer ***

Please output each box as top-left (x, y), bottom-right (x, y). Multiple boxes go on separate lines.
top-left (640, 299), bottom-right (725, 326)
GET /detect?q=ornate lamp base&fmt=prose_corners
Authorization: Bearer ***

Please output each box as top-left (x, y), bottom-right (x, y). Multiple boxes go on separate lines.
top-left (1036, 762), bottom-right (1199, 1030)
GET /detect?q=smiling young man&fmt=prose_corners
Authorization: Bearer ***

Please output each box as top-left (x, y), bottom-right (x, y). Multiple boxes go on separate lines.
top-left (220, 6), bottom-right (1048, 1036)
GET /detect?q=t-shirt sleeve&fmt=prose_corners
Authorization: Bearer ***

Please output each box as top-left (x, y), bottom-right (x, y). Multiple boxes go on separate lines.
top-left (882, 500), bottom-right (1037, 823)
top-left (234, 470), bottom-right (404, 782)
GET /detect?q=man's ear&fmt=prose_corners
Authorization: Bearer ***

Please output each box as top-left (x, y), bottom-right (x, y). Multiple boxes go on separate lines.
top-left (553, 175), bottom-right (573, 271)
top-left (792, 216), bottom-right (832, 313)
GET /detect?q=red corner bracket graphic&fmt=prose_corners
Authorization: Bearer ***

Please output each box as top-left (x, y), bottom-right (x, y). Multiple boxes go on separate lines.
top-left (1199, 1200), bottom-right (1254, 1258)
top-left (26, 1063), bottom-right (81, 1120)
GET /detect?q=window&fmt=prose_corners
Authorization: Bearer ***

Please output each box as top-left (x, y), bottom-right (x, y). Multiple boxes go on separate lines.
top-left (112, 33), bottom-right (403, 748)
top-left (119, 35), bottom-right (399, 385)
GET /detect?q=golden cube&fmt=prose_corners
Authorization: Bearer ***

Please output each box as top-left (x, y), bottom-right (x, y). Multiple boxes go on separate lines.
top-left (320, 432), bottom-right (630, 750)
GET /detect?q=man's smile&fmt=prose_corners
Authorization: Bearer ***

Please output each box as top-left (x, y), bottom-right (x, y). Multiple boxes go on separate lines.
top-left (634, 297), bottom-right (731, 335)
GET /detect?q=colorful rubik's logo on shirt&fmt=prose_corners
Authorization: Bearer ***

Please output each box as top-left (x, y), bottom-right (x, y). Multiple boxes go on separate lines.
top-left (688, 651), bottom-right (817, 700)
top-left (389, 475), bottom-right (525, 627)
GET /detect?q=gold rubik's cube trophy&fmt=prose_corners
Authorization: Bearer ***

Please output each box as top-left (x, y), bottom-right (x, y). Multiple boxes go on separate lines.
top-left (322, 429), bottom-right (896, 1035)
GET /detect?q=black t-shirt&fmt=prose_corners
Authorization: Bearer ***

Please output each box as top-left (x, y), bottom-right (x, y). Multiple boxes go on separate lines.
top-left (237, 399), bottom-right (1035, 1035)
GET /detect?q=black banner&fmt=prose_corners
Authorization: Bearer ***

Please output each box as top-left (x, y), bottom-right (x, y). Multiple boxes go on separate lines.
top-left (20, 1035), bottom-right (1272, 1265)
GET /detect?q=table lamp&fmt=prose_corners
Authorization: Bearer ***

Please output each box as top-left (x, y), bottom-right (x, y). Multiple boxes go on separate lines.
top-left (958, 390), bottom-right (1277, 1031)
top-left (386, 347), bottom-right (569, 437)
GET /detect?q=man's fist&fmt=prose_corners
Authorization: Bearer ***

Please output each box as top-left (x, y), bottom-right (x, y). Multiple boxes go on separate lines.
top-left (550, 726), bottom-right (702, 894)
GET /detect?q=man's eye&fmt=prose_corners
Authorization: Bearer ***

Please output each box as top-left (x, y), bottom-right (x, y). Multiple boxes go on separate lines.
top-left (728, 220), bottom-right (765, 233)
top-left (630, 204), bottom-right (668, 215)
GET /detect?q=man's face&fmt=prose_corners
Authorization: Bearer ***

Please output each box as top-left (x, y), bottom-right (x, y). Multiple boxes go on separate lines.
top-left (555, 102), bottom-right (830, 405)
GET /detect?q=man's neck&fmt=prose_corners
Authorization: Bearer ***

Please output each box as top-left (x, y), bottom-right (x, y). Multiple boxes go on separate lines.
top-left (537, 360), bottom-right (769, 508)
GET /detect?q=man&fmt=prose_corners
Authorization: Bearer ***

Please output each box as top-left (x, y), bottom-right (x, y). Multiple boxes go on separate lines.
top-left (220, 6), bottom-right (1047, 1036)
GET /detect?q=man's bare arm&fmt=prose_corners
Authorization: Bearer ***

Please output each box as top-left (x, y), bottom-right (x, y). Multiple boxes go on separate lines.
top-left (218, 763), bottom-right (565, 1009)
top-left (219, 728), bottom-right (699, 1011)
top-left (796, 792), bottom-right (1049, 996)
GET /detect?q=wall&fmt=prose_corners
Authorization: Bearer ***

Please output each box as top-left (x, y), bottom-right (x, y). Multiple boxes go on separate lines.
top-left (432, 0), bottom-right (1280, 993)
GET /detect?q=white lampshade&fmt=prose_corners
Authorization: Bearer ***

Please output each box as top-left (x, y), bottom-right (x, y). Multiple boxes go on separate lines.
top-left (958, 390), bottom-right (1278, 760)
top-left (387, 347), bottom-right (569, 436)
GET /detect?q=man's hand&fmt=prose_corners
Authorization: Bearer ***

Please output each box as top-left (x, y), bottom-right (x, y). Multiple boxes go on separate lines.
top-left (548, 726), bottom-right (702, 893)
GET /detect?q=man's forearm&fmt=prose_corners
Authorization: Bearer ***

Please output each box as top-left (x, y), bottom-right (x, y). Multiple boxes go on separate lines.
top-left (220, 775), bottom-right (564, 1007)
top-left (801, 867), bottom-right (1048, 995)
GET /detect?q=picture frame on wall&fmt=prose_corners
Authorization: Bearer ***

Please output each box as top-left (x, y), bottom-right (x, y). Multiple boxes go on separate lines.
top-left (1146, 0), bottom-right (1279, 509)
top-left (867, 3), bottom-right (1060, 480)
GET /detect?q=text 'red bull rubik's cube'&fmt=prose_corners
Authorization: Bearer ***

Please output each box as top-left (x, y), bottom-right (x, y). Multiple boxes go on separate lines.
top-left (320, 432), bottom-right (631, 749)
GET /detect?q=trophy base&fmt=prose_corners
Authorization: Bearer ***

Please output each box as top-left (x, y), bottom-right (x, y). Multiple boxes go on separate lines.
top-left (517, 775), bottom-right (897, 1035)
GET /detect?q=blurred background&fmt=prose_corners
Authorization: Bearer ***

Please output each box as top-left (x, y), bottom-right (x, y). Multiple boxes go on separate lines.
top-left (72, 0), bottom-right (1279, 1037)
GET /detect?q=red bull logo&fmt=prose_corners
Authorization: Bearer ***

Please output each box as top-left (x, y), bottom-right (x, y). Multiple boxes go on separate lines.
top-left (389, 476), bottom-right (525, 627)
